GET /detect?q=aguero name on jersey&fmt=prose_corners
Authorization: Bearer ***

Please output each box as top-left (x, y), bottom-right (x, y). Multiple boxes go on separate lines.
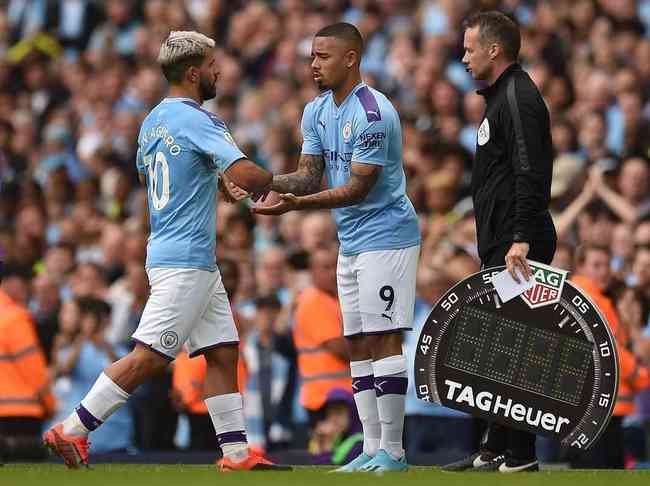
top-left (301, 82), bottom-right (420, 256)
top-left (136, 97), bottom-right (245, 271)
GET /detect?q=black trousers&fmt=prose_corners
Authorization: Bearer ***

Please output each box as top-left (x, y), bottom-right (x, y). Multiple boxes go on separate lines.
top-left (0, 417), bottom-right (47, 461)
top-left (480, 239), bottom-right (556, 461)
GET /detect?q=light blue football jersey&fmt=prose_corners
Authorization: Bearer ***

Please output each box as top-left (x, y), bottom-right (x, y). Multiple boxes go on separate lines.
top-left (301, 83), bottom-right (420, 256)
top-left (136, 97), bottom-right (246, 271)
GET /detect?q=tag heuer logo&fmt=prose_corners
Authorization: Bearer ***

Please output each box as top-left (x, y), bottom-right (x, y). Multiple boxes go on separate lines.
top-left (521, 261), bottom-right (568, 309)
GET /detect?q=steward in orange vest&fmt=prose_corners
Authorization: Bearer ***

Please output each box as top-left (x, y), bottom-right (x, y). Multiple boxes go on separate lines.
top-left (0, 288), bottom-right (55, 460)
top-left (293, 247), bottom-right (351, 414)
top-left (571, 245), bottom-right (650, 469)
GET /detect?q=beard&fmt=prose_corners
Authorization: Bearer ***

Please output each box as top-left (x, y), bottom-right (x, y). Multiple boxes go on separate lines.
top-left (199, 77), bottom-right (217, 101)
top-left (315, 74), bottom-right (338, 92)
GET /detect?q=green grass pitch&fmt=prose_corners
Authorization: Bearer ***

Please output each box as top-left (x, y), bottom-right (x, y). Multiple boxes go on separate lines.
top-left (2, 464), bottom-right (650, 486)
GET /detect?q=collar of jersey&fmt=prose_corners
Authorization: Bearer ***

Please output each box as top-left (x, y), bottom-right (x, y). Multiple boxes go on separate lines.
top-left (476, 63), bottom-right (521, 98)
top-left (333, 81), bottom-right (367, 110)
top-left (161, 97), bottom-right (199, 105)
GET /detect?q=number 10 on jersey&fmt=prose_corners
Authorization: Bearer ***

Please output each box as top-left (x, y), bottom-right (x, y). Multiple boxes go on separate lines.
top-left (144, 151), bottom-right (170, 210)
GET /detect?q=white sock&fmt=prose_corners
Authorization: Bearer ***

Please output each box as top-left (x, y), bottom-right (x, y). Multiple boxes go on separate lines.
top-left (373, 355), bottom-right (408, 460)
top-left (350, 359), bottom-right (380, 457)
top-left (205, 392), bottom-right (249, 463)
top-left (62, 410), bottom-right (90, 436)
top-left (63, 372), bottom-right (130, 436)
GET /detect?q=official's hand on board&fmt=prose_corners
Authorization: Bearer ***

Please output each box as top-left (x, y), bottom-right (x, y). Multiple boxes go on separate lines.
top-left (505, 242), bottom-right (531, 283)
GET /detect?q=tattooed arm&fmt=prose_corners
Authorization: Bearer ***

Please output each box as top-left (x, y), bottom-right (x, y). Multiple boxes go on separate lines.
top-left (254, 162), bottom-right (381, 215)
top-left (297, 162), bottom-right (380, 209)
top-left (271, 153), bottom-right (325, 196)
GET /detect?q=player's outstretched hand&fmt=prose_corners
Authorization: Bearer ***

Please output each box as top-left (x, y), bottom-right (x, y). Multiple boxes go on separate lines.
top-left (218, 174), bottom-right (250, 203)
top-left (251, 186), bottom-right (271, 202)
top-left (505, 242), bottom-right (531, 283)
top-left (252, 193), bottom-right (300, 215)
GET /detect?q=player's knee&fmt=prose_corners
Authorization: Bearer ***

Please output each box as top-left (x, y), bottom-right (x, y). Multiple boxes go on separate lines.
top-left (131, 345), bottom-right (170, 377)
top-left (368, 332), bottom-right (403, 360)
top-left (346, 334), bottom-right (371, 360)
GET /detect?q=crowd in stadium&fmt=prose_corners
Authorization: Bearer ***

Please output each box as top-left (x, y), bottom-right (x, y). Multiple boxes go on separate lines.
top-left (1, 0), bottom-right (650, 469)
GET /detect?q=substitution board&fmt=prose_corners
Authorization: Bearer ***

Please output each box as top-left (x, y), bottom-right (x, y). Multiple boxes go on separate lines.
top-left (414, 262), bottom-right (619, 450)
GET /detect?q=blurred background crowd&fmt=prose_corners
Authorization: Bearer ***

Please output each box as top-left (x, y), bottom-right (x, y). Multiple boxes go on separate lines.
top-left (1, 0), bottom-right (650, 469)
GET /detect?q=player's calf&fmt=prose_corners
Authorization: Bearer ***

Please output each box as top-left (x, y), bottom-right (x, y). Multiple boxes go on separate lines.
top-left (44, 346), bottom-right (168, 467)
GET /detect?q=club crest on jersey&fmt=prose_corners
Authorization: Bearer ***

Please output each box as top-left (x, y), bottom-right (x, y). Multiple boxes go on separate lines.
top-left (160, 330), bottom-right (179, 349)
top-left (477, 118), bottom-right (490, 146)
top-left (343, 121), bottom-right (352, 142)
top-left (521, 261), bottom-right (568, 309)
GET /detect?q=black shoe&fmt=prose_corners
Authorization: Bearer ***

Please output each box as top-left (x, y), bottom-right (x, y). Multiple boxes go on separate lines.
top-left (470, 454), bottom-right (506, 472)
top-left (441, 452), bottom-right (502, 472)
top-left (496, 457), bottom-right (539, 473)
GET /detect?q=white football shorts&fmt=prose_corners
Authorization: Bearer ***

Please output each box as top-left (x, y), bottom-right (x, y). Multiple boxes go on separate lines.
top-left (338, 245), bottom-right (420, 337)
top-left (131, 267), bottom-right (239, 359)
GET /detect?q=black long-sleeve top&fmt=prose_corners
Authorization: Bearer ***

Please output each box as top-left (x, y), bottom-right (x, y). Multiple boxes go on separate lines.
top-left (472, 63), bottom-right (557, 260)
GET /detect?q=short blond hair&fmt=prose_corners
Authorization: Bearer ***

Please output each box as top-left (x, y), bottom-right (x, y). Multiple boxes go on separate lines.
top-left (158, 31), bottom-right (216, 83)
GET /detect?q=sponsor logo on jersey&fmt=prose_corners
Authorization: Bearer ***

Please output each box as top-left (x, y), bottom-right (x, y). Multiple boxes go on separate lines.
top-left (323, 149), bottom-right (352, 172)
top-left (358, 131), bottom-right (385, 149)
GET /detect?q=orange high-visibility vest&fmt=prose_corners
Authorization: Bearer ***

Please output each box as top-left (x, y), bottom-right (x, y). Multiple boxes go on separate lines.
top-left (572, 275), bottom-right (650, 416)
top-left (0, 290), bottom-right (55, 418)
top-left (173, 347), bottom-right (247, 415)
top-left (293, 287), bottom-right (351, 411)
top-left (173, 351), bottom-right (208, 414)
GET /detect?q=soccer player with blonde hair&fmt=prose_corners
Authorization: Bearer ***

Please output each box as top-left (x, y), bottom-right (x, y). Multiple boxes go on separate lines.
top-left (44, 31), bottom-right (288, 472)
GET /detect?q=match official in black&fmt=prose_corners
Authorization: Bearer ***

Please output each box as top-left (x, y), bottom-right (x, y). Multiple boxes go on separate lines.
top-left (443, 12), bottom-right (557, 473)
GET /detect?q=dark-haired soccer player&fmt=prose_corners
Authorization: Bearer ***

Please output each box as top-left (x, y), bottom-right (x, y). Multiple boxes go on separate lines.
top-left (254, 23), bottom-right (420, 472)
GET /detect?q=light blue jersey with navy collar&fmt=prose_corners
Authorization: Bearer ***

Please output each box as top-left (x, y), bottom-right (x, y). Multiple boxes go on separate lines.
top-left (136, 97), bottom-right (245, 271)
top-left (301, 83), bottom-right (420, 256)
